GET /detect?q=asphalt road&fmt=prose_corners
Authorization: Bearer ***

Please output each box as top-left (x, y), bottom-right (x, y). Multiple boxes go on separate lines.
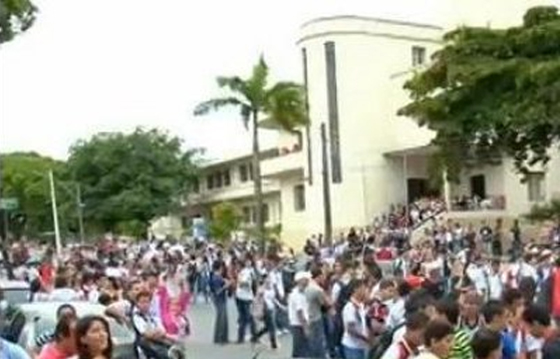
top-left (186, 297), bottom-right (292, 359)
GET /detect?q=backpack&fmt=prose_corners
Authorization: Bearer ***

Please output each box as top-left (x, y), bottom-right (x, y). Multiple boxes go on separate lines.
top-left (368, 322), bottom-right (406, 359)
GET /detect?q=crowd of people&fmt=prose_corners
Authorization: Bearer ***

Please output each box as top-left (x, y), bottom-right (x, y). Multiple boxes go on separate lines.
top-left (0, 210), bottom-right (559, 359)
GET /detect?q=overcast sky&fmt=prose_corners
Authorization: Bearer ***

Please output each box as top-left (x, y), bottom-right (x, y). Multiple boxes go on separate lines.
top-left (0, 0), bottom-right (466, 160)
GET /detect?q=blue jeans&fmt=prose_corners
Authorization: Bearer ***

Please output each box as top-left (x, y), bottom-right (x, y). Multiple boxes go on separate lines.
top-left (291, 326), bottom-right (310, 358)
top-left (236, 298), bottom-right (256, 343)
top-left (308, 319), bottom-right (327, 359)
top-left (343, 346), bottom-right (366, 359)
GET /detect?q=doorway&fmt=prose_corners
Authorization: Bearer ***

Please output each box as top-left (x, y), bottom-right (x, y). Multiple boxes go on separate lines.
top-left (470, 175), bottom-right (486, 199)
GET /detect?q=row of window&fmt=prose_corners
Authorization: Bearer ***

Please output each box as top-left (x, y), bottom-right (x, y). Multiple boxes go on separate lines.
top-left (242, 204), bottom-right (270, 224)
top-left (191, 163), bottom-right (255, 193)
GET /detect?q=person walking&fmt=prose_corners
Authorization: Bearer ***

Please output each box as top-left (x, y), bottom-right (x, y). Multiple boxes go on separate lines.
top-left (235, 257), bottom-right (257, 344)
top-left (209, 261), bottom-right (231, 345)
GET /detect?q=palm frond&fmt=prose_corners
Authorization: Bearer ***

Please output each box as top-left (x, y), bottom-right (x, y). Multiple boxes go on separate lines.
top-left (193, 97), bottom-right (244, 116)
top-left (263, 82), bottom-right (308, 131)
top-left (216, 76), bottom-right (248, 95)
top-left (241, 105), bottom-right (252, 130)
top-left (245, 56), bottom-right (269, 106)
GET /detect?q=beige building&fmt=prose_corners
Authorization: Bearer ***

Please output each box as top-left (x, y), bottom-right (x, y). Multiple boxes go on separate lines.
top-left (151, 0), bottom-right (560, 247)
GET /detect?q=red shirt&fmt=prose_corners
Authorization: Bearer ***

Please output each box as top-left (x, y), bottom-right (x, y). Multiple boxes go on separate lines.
top-left (38, 343), bottom-right (68, 359)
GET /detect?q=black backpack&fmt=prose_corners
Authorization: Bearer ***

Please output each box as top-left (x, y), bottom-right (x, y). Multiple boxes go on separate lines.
top-left (368, 322), bottom-right (405, 359)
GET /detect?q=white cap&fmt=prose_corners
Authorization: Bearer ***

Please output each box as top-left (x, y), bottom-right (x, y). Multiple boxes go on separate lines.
top-left (294, 271), bottom-right (311, 282)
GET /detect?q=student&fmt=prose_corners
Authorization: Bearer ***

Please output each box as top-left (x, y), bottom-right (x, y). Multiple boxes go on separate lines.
top-left (471, 329), bottom-right (502, 359)
top-left (341, 279), bottom-right (371, 359)
top-left (480, 300), bottom-right (516, 359)
top-left (521, 304), bottom-right (560, 359)
top-left (433, 298), bottom-right (472, 359)
top-left (289, 271), bottom-right (311, 358)
top-left (415, 320), bottom-right (455, 359)
top-left (38, 315), bottom-right (77, 359)
top-left (381, 311), bottom-right (429, 359)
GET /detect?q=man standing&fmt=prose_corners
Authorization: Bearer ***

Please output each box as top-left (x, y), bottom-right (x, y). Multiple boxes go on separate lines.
top-left (306, 267), bottom-right (332, 359)
top-left (289, 271), bottom-right (311, 358)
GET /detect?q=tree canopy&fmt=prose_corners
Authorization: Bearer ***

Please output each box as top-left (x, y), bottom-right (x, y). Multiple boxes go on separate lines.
top-left (0, 152), bottom-right (72, 238)
top-left (208, 202), bottom-right (242, 243)
top-left (0, 0), bottom-right (37, 44)
top-left (66, 128), bottom-right (199, 235)
top-left (400, 6), bottom-right (560, 180)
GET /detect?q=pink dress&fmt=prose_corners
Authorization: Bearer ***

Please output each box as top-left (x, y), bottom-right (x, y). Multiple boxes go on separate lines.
top-left (157, 285), bottom-right (191, 337)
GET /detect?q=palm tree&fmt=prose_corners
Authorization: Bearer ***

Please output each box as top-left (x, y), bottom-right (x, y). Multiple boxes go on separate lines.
top-left (194, 56), bottom-right (307, 249)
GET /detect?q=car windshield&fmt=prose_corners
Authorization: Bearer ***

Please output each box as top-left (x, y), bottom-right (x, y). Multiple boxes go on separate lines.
top-left (2, 289), bottom-right (29, 304)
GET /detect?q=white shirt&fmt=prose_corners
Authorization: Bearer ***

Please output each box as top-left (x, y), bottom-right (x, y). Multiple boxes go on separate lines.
top-left (236, 267), bottom-right (255, 301)
top-left (288, 288), bottom-right (308, 326)
top-left (387, 298), bottom-right (405, 329)
top-left (341, 301), bottom-right (369, 349)
top-left (487, 270), bottom-right (503, 300)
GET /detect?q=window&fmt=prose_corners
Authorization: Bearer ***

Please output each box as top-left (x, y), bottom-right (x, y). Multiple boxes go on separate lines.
top-left (527, 172), bottom-right (546, 202)
top-left (191, 178), bottom-right (199, 193)
top-left (325, 41), bottom-right (343, 183)
top-left (214, 172), bottom-right (223, 188)
top-left (206, 175), bottom-right (214, 190)
top-left (223, 170), bottom-right (231, 186)
top-left (412, 46), bottom-right (426, 66)
top-left (242, 206), bottom-right (252, 223)
top-left (248, 163), bottom-right (254, 180)
top-left (239, 164), bottom-right (248, 182)
top-left (294, 184), bottom-right (306, 212)
top-left (262, 204), bottom-right (270, 223)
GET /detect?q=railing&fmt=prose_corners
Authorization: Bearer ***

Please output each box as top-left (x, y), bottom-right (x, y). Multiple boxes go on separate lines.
top-left (450, 195), bottom-right (506, 211)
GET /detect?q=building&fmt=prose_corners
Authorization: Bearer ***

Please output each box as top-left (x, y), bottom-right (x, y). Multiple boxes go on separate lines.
top-left (151, 0), bottom-right (560, 247)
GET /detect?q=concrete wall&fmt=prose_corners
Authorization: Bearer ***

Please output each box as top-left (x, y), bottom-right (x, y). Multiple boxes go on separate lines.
top-left (299, 16), bottom-right (442, 236)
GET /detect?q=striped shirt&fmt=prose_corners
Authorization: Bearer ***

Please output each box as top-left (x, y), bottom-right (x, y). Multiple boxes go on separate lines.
top-left (34, 331), bottom-right (54, 349)
top-left (448, 328), bottom-right (472, 359)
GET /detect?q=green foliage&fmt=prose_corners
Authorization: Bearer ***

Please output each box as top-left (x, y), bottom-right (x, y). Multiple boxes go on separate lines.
top-left (67, 128), bottom-right (198, 235)
top-left (0, 152), bottom-right (74, 237)
top-left (400, 6), bottom-right (560, 180)
top-left (194, 56), bottom-right (308, 131)
top-left (525, 199), bottom-right (560, 222)
top-left (209, 202), bottom-right (241, 243)
top-left (0, 0), bottom-right (37, 44)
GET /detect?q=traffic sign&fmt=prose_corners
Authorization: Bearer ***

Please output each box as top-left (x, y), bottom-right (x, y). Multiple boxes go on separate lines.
top-left (0, 198), bottom-right (19, 211)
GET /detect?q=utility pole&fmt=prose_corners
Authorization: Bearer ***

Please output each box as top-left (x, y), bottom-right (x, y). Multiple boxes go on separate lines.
top-left (76, 183), bottom-right (86, 244)
top-left (49, 170), bottom-right (62, 256)
top-left (320, 123), bottom-right (333, 246)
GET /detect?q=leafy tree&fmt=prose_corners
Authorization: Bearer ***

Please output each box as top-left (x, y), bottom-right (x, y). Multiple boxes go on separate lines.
top-left (194, 56), bottom-right (307, 247)
top-left (209, 202), bottom-right (241, 243)
top-left (0, 0), bottom-right (37, 44)
top-left (0, 152), bottom-right (73, 237)
top-left (526, 199), bottom-right (560, 222)
top-left (399, 6), bottom-right (560, 181)
top-left (66, 128), bottom-right (198, 237)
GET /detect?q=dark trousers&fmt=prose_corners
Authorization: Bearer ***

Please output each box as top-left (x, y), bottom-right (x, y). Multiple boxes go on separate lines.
top-left (213, 298), bottom-right (229, 344)
top-left (252, 308), bottom-right (277, 348)
top-left (236, 298), bottom-right (256, 343)
top-left (291, 326), bottom-right (310, 358)
top-left (308, 319), bottom-right (327, 359)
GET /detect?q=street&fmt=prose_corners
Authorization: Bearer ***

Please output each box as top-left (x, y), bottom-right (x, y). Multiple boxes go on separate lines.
top-left (186, 298), bottom-right (292, 359)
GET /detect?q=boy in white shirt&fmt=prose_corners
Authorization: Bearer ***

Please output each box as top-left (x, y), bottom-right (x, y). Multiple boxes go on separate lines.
top-left (288, 271), bottom-right (311, 358)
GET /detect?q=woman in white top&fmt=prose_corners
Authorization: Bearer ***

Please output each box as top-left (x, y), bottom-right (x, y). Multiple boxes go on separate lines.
top-left (415, 320), bottom-right (454, 359)
top-left (341, 279), bottom-right (372, 359)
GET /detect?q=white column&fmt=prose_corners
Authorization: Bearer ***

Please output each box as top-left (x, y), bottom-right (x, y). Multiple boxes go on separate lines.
top-left (403, 155), bottom-right (409, 205)
top-left (443, 168), bottom-right (451, 210)
top-left (49, 170), bottom-right (62, 256)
